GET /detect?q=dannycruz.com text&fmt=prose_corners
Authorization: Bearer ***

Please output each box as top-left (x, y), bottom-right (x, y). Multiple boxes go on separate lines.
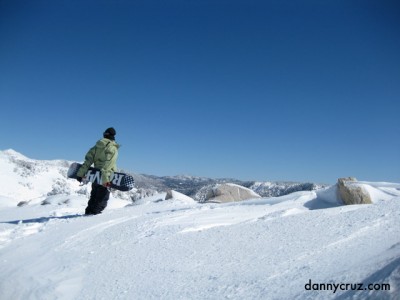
top-left (304, 279), bottom-right (390, 294)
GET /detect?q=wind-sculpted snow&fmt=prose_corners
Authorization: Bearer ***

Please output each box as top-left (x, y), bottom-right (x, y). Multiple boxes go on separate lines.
top-left (0, 182), bottom-right (399, 299)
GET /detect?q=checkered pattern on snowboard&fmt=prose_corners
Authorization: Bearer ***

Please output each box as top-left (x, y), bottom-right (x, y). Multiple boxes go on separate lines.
top-left (122, 175), bottom-right (135, 190)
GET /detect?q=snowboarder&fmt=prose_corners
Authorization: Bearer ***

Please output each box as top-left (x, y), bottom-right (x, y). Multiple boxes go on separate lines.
top-left (76, 127), bottom-right (120, 215)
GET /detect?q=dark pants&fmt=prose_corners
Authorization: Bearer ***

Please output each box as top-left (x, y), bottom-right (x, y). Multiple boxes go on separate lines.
top-left (85, 183), bottom-right (110, 215)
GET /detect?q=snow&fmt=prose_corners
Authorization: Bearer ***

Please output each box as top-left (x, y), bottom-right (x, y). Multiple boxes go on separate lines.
top-left (0, 151), bottom-right (400, 299)
top-left (166, 190), bottom-right (197, 204)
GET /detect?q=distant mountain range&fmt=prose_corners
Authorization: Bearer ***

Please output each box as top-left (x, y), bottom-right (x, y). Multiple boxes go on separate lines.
top-left (0, 149), bottom-right (326, 205)
top-left (131, 172), bottom-right (325, 201)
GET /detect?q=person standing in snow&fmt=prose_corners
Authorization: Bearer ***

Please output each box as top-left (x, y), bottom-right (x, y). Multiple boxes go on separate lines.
top-left (76, 127), bottom-right (119, 215)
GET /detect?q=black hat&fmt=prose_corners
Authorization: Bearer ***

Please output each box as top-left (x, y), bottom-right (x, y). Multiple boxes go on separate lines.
top-left (103, 127), bottom-right (116, 139)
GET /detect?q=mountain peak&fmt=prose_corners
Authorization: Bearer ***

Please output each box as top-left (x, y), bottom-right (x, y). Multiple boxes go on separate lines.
top-left (3, 148), bottom-right (23, 155)
top-left (1, 149), bottom-right (29, 160)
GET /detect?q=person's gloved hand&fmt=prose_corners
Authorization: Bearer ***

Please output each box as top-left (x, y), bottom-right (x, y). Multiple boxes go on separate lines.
top-left (77, 176), bottom-right (83, 183)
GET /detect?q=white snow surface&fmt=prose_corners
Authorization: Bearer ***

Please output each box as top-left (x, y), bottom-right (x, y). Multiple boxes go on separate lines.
top-left (1, 151), bottom-right (400, 299)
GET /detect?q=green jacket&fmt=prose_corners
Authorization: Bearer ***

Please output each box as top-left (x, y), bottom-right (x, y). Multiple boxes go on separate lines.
top-left (77, 138), bottom-right (120, 184)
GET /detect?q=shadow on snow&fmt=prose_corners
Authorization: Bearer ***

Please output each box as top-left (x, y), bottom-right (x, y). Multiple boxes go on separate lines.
top-left (1, 214), bottom-right (84, 225)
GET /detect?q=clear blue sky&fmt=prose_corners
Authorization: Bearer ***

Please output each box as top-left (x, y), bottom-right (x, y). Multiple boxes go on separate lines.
top-left (1, 0), bottom-right (399, 184)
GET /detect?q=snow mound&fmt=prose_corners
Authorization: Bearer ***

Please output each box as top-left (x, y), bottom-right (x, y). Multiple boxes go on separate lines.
top-left (165, 190), bottom-right (196, 203)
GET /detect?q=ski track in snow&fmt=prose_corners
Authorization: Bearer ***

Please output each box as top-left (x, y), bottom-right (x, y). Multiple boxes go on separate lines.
top-left (60, 216), bottom-right (139, 248)
top-left (0, 224), bottom-right (43, 249)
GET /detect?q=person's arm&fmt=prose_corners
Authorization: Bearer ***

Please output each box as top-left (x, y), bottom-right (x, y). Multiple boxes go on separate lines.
top-left (77, 146), bottom-right (96, 178)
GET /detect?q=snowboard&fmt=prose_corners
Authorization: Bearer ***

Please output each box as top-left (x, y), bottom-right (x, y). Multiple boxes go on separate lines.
top-left (67, 162), bottom-right (135, 191)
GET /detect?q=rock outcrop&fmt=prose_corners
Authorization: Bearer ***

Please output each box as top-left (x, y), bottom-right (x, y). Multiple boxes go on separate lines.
top-left (204, 183), bottom-right (261, 203)
top-left (337, 177), bottom-right (372, 205)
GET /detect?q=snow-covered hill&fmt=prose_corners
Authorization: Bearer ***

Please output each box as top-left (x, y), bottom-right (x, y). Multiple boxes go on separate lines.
top-left (0, 149), bottom-right (83, 206)
top-left (0, 149), bottom-right (399, 299)
top-left (0, 149), bottom-right (155, 207)
top-left (0, 149), bottom-right (324, 207)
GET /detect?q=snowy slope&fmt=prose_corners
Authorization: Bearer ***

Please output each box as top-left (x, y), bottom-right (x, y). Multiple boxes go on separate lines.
top-left (0, 150), bottom-right (399, 299)
top-left (0, 177), bottom-right (400, 299)
top-left (0, 149), bottom-right (77, 205)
